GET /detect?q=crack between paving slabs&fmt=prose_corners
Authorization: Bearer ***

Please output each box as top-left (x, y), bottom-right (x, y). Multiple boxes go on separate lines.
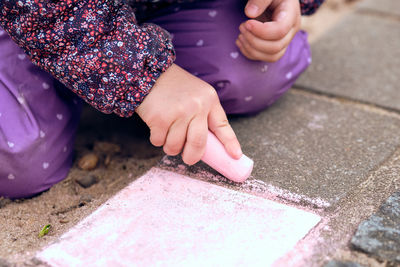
top-left (291, 86), bottom-right (400, 118)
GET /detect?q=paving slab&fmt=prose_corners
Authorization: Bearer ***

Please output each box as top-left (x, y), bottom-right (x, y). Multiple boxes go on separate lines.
top-left (357, 0), bottom-right (400, 17)
top-left (296, 13), bottom-right (400, 111)
top-left (36, 168), bottom-right (321, 267)
top-left (161, 91), bottom-right (400, 208)
top-left (351, 192), bottom-right (400, 263)
top-left (273, 148), bottom-right (400, 266)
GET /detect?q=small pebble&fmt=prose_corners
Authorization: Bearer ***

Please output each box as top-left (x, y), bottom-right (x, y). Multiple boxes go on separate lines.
top-left (59, 219), bottom-right (69, 224)
top-left (78, 153), bottom-right (99, 170)
top-left (75, 175), bottom-right (98, 188)
top-left (79, 194), bottom-right (93, 205)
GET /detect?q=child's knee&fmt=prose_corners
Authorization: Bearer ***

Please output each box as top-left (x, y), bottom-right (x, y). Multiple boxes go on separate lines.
top-left (215, 72), bottom-right (282, 115)
top-left (0, 96), bottom-right (79, 199)
top-left (0, 99), bottom-right (80, 199)
top-left (214, 62), bottom-right (304, 114)
top-left (0, 138), bottom-right (74, 199)
top-left (215, 31), bottom-right (311, 115)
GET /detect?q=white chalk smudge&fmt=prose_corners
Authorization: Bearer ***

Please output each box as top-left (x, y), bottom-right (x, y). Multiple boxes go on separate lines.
top-left (159, 155), bottom-right (330, 209)
top-left (307, 113), bottom-right (328, 130)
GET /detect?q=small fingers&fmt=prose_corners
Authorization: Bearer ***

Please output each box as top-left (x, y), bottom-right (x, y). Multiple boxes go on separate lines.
top-left (236, 35), bottom-right (287, 62)
top-left (244, 0), bottom-right (300, 42)
top-left (245, 18), bottom-right (291, 41)
top-left (236, 38), bottom-right (259, 61)
top-left (238, 16), bottom-right (297, 62)
top-left (181, 116), bottom-right (208, 165)
top-left (149, 125), bottom-right (168, 147)
top-left (240, 26), bottom-right (293, 53)
top-left (163, 119), bottom-right (189, 156)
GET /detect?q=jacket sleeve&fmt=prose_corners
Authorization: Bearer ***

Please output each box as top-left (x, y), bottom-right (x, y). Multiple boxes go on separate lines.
top-left (300, 0), bottom-right (325, 15)
top-left (0, 0), bottom-right (175, 117)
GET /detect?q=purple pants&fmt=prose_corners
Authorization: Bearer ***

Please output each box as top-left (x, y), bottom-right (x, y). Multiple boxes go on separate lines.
top-left (0, 0), bottom-right (310, 198)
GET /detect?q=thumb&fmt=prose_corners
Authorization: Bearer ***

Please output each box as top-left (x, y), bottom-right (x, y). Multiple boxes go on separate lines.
top-left (245, 0), bottom-right (273, 18)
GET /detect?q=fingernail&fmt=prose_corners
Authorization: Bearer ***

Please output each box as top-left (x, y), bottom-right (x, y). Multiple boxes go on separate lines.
top-left (276, 11), bottom-right (287, 21)
top-left (245, 4), bottom-right (259, 17)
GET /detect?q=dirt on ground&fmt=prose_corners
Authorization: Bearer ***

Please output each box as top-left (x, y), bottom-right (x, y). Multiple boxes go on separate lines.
top-left (0, 0), bottom-right (361, 265)
top-left (0, 107), bottom-right (165, 264)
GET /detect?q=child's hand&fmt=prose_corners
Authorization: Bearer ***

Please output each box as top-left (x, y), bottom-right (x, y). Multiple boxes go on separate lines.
top-left (136, 64), bottom-right (242, 165)
top-left (236, 0), bottom-right (301, 62)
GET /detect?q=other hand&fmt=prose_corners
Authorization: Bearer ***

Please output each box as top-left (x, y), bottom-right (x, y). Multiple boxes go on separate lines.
top-left (236, 0), bottom-right (301, 62)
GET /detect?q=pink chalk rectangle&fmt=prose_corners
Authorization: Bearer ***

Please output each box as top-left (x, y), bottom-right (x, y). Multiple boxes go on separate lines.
top-left (37, 168), bottom-right (320, 266)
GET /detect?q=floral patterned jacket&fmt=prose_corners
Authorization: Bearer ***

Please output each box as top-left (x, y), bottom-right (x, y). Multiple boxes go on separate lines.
top-left (0, 0), bottom-right (324, 117)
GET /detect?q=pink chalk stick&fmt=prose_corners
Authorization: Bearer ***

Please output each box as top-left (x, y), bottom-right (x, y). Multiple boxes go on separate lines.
top-left (201, 131), bottom-right (254, 183)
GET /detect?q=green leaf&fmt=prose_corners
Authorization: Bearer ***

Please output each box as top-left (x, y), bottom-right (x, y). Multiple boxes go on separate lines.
top-left (38, 224), bottom-right (51, 238)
